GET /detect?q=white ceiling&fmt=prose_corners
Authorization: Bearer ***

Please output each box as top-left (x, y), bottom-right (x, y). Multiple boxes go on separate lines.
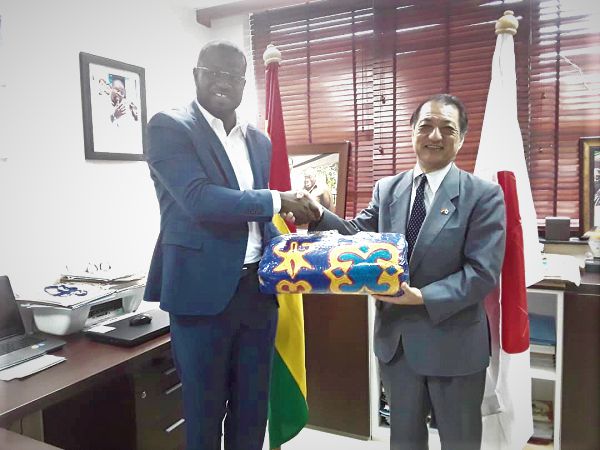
top-left (172, 0), bottom-right (244, 9)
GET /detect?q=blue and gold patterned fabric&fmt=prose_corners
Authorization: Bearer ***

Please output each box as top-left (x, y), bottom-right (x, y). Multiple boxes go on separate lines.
top-left (259, 231), bottom-right (409, 295)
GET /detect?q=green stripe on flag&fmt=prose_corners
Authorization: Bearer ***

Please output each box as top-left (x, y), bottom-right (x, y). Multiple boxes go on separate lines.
top-left (268, 350), bottom-right (308, 448)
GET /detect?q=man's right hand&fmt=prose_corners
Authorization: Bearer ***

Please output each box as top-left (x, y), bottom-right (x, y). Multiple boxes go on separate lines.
top-left (113, 102), bottom-right (127, 120)
top-left (280, 190), bottom-right (322, 225)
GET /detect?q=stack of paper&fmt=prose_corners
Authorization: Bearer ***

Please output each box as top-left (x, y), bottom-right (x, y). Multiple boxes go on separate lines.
top-left (0, 354), bottom-right (66, 381)
top-left (530, 343), bottom-right (556, 369)
top-left (16, 283), bottom-right (115, 308)
top-left (61, 265), bottom-right (143, 283)
top-left (530, 353), bottom-right (555, 369)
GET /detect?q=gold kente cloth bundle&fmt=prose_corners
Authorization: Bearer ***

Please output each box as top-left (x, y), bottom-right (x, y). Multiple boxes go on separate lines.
top-left (258, 231), bottom-right (409, 295)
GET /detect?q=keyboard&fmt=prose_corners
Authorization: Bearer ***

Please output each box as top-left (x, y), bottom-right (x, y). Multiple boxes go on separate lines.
top-left (0, 335), bottom-right (41, 355)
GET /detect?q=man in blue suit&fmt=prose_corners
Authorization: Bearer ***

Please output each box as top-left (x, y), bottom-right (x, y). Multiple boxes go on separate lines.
top-left (144, 41), bottom-right (319, 450)
top-left (297, 94), bottom-right (506, 450)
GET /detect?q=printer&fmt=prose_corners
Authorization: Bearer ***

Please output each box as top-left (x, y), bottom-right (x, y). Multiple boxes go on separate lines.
top-left (17, 283), bottom-right (145, 336)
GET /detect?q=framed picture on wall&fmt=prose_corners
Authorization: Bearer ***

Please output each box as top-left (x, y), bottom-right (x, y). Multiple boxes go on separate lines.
top-left (579, 136), bottom-right (600, 235)
top-left (79, 52), bottom-right (147, 161)
top-left (288, 142), bottom-right (350, 220)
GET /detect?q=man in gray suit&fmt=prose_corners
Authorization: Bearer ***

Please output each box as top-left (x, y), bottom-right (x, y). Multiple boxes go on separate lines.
top-left (294, 94), bottom-right (506, 449)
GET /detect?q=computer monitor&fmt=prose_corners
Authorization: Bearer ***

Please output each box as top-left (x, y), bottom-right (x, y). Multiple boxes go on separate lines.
top-left (0, 276), bottom-right (26, 340)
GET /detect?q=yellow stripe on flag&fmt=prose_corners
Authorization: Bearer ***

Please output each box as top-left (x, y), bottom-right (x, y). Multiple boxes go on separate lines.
top-left (272, 214), bottom-right (307, 396)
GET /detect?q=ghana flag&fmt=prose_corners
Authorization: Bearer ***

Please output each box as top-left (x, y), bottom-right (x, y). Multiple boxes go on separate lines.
top-left (264, 44), bottom-right (308, 449)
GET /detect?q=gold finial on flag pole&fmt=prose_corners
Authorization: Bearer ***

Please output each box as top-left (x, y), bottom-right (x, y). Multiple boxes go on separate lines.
top-left (263, 43), bottom-right (282, 65)
top-left (496, 10), bottom-right (518, 35)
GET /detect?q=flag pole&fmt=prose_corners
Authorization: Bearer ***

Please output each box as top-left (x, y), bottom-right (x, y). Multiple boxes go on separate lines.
top-left (479, 9), bottom-right (542, 450)
top-left (265, 45), bottom-right (283, 450)
top-left (263, 42), bottom-right (308, 450)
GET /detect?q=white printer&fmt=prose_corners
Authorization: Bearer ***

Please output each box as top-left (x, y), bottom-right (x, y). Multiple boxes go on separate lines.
top-left (17, 283), bottom-right (145, 336)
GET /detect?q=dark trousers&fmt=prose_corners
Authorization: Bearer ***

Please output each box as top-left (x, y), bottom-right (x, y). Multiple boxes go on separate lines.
top-left (169, 272), bottom-right (278, 450)
top-left (380, 344), bottom-right (486, 450)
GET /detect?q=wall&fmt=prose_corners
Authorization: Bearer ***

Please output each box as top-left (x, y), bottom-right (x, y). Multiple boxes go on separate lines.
top-left (0, 1), bottom-right (251, 295)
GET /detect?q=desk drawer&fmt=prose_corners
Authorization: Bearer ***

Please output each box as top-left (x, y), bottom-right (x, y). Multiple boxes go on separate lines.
top-left (133, 350), bottom-right (184, 447)
top-left (139, 349), bottom-right (176, 376)
top-left (136, 350), bottom-right (177, 377)
top-left (137, 415), bottom-right (186, 450)
top-left (134, 363), bottom-right (180, 397)
top-left (135, 378), bottom-right (183, 427)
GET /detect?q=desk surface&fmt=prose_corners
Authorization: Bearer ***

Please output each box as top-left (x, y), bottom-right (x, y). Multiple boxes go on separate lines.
top-left (0, 331), bottom-right (171, 427)
top-left (534, 270), bottom-right (600, 295)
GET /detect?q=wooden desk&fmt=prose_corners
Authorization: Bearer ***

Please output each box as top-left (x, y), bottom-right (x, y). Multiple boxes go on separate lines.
top-left (0, 332), bottom-right (178, 449)
top-left (561, 271), bottom-right (599, 450)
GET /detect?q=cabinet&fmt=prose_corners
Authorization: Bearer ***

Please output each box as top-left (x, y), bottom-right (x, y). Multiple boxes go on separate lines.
top-left (43, 373), bottom-right (137, 449)
top-left (561, 281), bottom-right (600, 450)
top-left (303, 293), bottom-right (370, 438)
top-left (43, 347), bottom-right (185, 450)
top-left (132, 349), bottom-right (185, 450)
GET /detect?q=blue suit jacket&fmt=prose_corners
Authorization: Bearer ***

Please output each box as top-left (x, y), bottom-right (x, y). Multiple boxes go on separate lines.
top-left (144, 101), bottom-right (278, 315)
top-left (312, 165), bottom-right (506, 376)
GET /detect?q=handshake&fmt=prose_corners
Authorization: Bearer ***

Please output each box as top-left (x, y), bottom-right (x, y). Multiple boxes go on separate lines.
top-left (279, 190), bottom-right (323, 225)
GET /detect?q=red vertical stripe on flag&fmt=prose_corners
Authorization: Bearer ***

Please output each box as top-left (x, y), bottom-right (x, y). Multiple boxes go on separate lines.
top-left (497, 170), bottom-right (530, 353)
top-left (266, 64), bottom-right (291, 191)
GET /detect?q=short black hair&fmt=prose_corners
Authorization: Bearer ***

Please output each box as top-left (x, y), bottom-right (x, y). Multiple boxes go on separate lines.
top-left (197, 40), bottom-right (247, 69)
top-left (409, 94), bottom-right (468, 137)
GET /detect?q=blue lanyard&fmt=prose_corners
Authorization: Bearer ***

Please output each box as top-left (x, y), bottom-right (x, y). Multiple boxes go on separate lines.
top-left (44, 284), bottom-right (88, 297)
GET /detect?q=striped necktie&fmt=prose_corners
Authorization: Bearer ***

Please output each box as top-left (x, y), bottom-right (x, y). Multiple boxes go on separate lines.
top-left (406, 175), bottom-right (427, 261)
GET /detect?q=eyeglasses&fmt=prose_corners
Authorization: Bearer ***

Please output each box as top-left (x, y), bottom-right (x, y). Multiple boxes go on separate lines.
top-left (415, 123), bottom-right (459, 137)
top-left (85, 262), bottom-right (112, 274)
top-left (195, 67), bottom-right (246, 85)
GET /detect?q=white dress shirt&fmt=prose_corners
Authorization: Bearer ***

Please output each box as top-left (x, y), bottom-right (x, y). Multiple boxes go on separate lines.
top-left (196, 101), bottom-right (281, 264)
top-left (410, 162), bottom-right (454, 214)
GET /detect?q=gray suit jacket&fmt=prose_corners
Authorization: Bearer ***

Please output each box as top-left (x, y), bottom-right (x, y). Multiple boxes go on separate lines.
top-left (312, 164), bottom-right (506, 376)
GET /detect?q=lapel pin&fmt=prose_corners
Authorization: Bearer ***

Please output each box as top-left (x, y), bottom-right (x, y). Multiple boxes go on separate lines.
top-left (441, 208), bottom-right (449, 215)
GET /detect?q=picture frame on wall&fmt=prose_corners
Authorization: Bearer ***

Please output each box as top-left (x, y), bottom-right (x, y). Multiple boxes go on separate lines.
top-left (79, 52), bottom-right (147, 161)
top-left (579, 136), bottom-right (600, 235)
top-left (287, 142), bottom-right (351, 222)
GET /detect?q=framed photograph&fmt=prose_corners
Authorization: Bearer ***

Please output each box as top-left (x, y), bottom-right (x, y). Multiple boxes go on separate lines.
top-left (79, 52), bottom-right (147, 161)
top-left (288, 142), bottom-right (350, 221)
top-left (579, 136), bottom-right (600, 235)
